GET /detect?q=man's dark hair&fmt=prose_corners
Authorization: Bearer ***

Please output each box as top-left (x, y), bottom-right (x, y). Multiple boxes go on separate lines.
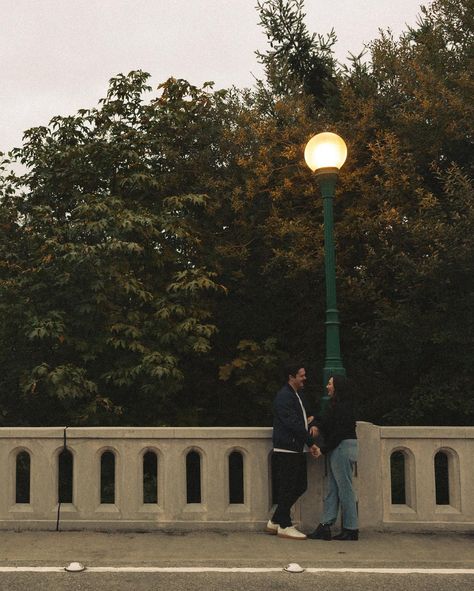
top-left (283, 362), bottom-right (305, 382)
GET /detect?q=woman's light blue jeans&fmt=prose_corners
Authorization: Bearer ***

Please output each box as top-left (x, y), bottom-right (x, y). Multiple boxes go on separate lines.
top-left (321, 439), bottom-right (358, 530)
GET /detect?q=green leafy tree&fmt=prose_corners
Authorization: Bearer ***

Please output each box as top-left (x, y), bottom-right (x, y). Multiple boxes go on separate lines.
top-left (255, 0), bottom-right (339, 109)
top-left (0, 72), bottom-right (228, 425)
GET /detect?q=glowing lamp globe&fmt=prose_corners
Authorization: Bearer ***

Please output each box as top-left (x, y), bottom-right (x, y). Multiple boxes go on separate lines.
top-left (304, 132), bottom-right (347, 172)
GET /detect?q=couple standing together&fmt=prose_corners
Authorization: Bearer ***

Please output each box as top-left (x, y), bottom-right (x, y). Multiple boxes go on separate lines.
top-left (267, 362), bottom-right (358, 541)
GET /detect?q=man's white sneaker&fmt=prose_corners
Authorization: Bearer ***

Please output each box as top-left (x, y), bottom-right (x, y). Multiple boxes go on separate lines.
top-left (277, 525), bottom-right (307, 540)
top-left (265, 519), bottom-right (279, 534)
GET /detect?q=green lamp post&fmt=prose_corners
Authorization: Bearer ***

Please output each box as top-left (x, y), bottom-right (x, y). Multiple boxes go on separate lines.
top-left (304, 132), bottom-right (347, 413)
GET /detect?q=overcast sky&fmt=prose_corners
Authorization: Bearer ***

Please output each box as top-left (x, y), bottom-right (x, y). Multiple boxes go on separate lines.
top-left (1, 0), bottom-right (423, 153)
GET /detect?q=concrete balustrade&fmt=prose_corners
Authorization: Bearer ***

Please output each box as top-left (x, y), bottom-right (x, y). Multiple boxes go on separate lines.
top-left (0, 423), bottom-right (473, 532)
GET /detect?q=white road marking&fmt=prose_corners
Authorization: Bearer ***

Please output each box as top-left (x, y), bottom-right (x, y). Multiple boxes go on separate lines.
top-left (0, 566), bottom-right (473, 574)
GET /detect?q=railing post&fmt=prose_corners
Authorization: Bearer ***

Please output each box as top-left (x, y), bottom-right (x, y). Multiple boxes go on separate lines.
top-left (0, 438), bottom-right (9, 518)
top-left (71, 435), bottom-right (99, 518)
top-left (163, 438), bottom-right (184, 522)
top-left (357, 421), bottom-right (383, 529)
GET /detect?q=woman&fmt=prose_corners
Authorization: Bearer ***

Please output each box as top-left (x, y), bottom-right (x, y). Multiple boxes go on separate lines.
top-left (308, 375), bottom-right (359, 541)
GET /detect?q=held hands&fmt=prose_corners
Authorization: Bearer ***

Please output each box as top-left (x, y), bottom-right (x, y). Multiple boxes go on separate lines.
top-left (309, 444), bottom-right (321, 458)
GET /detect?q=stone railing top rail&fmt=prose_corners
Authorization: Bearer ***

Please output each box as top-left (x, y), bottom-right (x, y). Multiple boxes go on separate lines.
top-left (0, 423), bottom-right (473, 439)
top-left (0, 426), bottom-right (274, 439)
top-left (377, 426), bottom-right (474, 439)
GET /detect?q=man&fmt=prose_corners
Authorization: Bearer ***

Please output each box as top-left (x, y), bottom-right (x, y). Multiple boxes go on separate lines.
top-left (267, 363), bottom-right (321, 540)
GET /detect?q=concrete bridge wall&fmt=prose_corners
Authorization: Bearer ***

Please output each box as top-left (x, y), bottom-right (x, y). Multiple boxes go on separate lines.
top-left (0, 422), bottom-right (472, 532)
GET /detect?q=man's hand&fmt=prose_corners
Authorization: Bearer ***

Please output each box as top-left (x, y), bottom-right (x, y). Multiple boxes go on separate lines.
top-left (309, 444), bottom-right (321, 458)
top-left (309, 426), bottom-right (319, 437)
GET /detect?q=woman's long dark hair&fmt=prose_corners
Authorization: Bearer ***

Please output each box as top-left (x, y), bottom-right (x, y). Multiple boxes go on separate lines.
top-left (331, 375), bottom-right (355, 406)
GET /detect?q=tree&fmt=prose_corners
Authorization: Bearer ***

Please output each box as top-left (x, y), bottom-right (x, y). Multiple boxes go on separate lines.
top-left (255, 0), bottom-right (339, 109)
top-left (0, 72), bottom-right (228, 425)
top-left (330, 0), bottom-right (474, 423)
top-left (214, 0), bottom-right (474, 426)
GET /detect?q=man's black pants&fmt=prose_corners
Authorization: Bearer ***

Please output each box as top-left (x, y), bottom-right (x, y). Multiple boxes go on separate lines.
top-left (271, 452), bottom-right (307, 528)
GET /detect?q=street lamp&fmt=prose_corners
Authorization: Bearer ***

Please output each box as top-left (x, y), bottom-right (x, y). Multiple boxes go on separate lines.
top-left (304, 132), bottom-right (347, 412)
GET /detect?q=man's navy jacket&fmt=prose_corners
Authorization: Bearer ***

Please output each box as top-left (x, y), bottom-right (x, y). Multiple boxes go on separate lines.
top-left (272, 383), bottom-right (316, 452)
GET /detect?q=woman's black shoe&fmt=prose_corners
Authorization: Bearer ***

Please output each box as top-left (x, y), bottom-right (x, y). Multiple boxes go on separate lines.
top-left (307, 523), bottom-right (331, 540)
top-left (333, 528), bottom-right (359, 541)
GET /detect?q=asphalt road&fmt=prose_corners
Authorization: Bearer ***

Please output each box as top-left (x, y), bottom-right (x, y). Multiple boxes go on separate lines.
top-left (2, 530), bottom-right (473, 590)
top-left (1, 572), bottom-right (474, 591)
